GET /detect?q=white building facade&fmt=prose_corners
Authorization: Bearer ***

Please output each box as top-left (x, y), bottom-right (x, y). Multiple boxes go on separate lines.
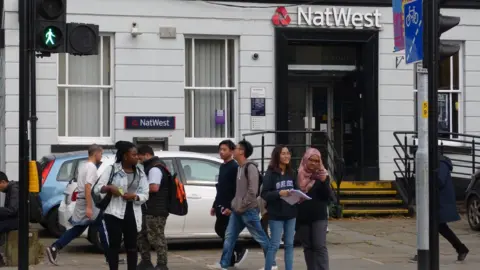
top-left (1, 0), bottom-right (480, 182)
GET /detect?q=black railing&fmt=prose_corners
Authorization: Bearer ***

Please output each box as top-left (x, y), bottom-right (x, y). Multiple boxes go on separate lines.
top-left (393, 131), bottom-right (480, 205)
top-left (242, 130), bottom-right (345, 207)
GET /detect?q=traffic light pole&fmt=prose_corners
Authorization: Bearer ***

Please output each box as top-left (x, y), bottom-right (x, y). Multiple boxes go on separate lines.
top-left (18, 0), bottom-right (32, 268)
top-left (424, 0), bottom-right (440, 269)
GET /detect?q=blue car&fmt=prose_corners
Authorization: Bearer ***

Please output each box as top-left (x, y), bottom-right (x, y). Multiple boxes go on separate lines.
top-left (37, 150), bottom-right (115, 237)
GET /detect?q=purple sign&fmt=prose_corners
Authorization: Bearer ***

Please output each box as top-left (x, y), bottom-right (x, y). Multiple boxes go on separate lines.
top-left (393, 0), bottom-right (409, 51)
top-left (215, 109), bottom-right (225, 125)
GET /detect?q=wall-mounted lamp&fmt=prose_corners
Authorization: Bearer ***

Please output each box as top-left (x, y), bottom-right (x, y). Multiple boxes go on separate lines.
top-left (131, 22), bottom-right (142, 38)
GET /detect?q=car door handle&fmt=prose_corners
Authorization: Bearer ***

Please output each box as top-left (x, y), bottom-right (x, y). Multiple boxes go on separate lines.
top-left (187, 194), bottom-right (202, 199)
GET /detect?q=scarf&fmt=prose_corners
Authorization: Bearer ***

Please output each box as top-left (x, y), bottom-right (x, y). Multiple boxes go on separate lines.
top-left (297, 148), bottom-right (322, 192)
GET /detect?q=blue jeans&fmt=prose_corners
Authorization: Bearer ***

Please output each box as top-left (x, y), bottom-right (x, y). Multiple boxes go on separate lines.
top-left (53, 214), bottom-right (109, 258)
top-left (265, 218), bottom-right (296, 270)
top-left (220, 208), bottom-right (271, 268)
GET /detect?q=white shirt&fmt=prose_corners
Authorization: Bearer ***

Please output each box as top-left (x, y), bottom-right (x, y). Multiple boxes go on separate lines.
top-left (148, 167), bottom-right (163, 186)
top-left (77, 162), bottom-right (97, 198)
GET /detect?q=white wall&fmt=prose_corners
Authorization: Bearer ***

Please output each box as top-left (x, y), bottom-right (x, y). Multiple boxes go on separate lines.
top-left (2, 0), bottom-right (480, 181)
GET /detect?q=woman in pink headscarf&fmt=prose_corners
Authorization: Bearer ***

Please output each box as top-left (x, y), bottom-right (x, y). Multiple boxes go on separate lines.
top-left (296, 148), bottom-right (331, 270)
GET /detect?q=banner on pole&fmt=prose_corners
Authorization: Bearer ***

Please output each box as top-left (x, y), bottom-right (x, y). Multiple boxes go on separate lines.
top-left (392, 0), bottom-right (410, 52)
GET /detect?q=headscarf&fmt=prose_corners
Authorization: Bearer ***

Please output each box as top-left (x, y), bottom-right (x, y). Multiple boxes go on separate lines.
top-left (297, 148), bottom-right (322, 192)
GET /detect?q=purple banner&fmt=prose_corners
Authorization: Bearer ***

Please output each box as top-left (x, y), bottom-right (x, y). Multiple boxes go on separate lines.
top-left (393, 0), bottom-right (409, 51)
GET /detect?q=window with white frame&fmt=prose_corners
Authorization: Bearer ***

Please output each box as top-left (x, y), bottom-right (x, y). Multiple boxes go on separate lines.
top-left (184, 37), bottom-right (236, 140)
top-left (57, 35), bottom-right (113, 143)
top-left (414, 46), bottom-right (462, 139)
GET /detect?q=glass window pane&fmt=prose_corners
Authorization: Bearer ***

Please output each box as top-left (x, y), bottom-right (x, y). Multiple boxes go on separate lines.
top-left (194, 39), bottom-right (225, 87)
top-left (67, 88), bottom-right (101, 137)
top-left (102, 36), bottom-right (111, 86)
top-left (451, 93), bottom-right (459, 135)
top-left (193, 89), bottom-right (225, 137)
top-left (102, 89), bottom-right (110, 136)
top-left (452, 52), bottom-right (459, 90)
top-left (162, 159), bottom-right (176, 174)
top-left (228, 90), bottom-right (235, 138)
top-left (58, 89), bottom-right (66, 136)
top-left (58, 54), bottom-right (66, 84)
top-left (438, 93), bottom-right (450, 137)
top-left (185, 39), bottom-right (192, 87)
top-left (184, 90), bottom-right (192, 137)
top-left (57, 160), bottom-right (76, 181)
top-left (179, 159), bottom-right (220, 183)
top-left (438, 56), bottom-right (451, 90)
top-left (228, 39), bottom-right (235, 87)
top-left (68, 54), bottom-right (101, 85)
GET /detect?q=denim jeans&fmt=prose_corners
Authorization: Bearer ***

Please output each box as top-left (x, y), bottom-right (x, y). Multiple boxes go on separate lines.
top-left (265, 218), bottom-right (296, 270)
top-left (53, 214), bottom-right (109, 259)
top-left (220, 208), bottom-right (271, 268)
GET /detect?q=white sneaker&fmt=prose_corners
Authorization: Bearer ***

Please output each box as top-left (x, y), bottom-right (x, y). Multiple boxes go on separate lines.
top-left (326, 226), bottom-right (330, 233)
top-left (207, 262), bottom-right (227, 270)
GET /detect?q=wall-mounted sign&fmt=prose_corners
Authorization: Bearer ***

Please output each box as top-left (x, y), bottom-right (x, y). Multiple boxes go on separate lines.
top-left (297, 7), bottom-right (381, 28)
top-left (215, 109), bottom-right (225, 125)
top-left (251, 98), bottom-right (266, 117)
top-left (124, 116), bottom-right (175, 130)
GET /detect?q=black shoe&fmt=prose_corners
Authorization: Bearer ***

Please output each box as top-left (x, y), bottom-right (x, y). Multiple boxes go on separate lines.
top-left (234, 249), bottom-right (249, 267)
top-left (46, 246), bottom-right (59, 266)
top-left (409, 254), bottom-right (418, 263)
top-left (107, 258), bottom-right (127, 265)
top-left (137, 260), bottom-right (154, 270)
top-left (457, 245), bottom-right (469, 261)
top-left (154, 265), bottom-right (169, 270)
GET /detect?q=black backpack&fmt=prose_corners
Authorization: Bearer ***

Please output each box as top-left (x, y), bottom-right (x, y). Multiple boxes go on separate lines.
top-left (244, 162), bottom-right (263, 196)
top-left (153, 163), bottom-right (188, 216)
top-left (91, 165), bottom-right (115, 210)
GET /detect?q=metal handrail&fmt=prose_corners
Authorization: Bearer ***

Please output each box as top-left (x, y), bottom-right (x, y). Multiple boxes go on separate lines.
top-left (393, 131), bottom-right (480, 205)
top-left (242, 130), bottom-right (345, 208)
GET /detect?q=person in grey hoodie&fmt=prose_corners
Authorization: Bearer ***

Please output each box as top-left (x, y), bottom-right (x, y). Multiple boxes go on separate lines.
top-left (209, 139), bottom-right (275, 270)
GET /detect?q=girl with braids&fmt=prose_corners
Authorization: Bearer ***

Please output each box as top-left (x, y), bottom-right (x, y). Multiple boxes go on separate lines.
top-left (94, 141), bottom-right (149, 270)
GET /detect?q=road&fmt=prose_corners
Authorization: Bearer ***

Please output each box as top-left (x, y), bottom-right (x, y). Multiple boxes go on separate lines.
top-left (4, 217), bottom-right (480, 269)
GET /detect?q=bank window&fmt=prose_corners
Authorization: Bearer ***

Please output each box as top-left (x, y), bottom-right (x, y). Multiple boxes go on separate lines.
top-left (184, 37), bottom-right (237, 142)
top-left (414, 45), bottom-right (463, 140)
top-left (57, 35), bottom-right (113, 144)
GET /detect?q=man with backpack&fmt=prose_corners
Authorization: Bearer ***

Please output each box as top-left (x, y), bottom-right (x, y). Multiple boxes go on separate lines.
top-left (137, 145), bottom-right (170, 270)
top-left (209, 139), bottom-right (274, 270)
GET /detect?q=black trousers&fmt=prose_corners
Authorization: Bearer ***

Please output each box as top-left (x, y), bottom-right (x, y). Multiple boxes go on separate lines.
top-left (0, 219), bottom-right (18, 247)
top-left (104, 202), bottom-right (138, 270)
top-left (214, 208), bottom-right (244, 266)
top-left (438, 223), bottom-right (466, 252)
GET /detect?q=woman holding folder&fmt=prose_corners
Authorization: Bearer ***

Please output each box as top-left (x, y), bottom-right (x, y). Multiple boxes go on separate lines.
top-left (296, 148), bottom-right (330, 270)
top-left (261, 145), bottom-right (297, 270)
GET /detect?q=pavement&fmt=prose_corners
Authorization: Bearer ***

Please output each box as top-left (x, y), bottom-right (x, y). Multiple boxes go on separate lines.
top-left (3, 217), bottom-right (480, 269)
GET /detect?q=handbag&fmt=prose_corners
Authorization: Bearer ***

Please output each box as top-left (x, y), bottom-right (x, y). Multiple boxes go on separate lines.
top-left (91, 165), bottom-right (115, 210)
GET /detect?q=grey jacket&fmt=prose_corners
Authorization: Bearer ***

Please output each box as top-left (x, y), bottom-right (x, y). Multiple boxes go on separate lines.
top-left (231, 161), bottom-right (259, 213)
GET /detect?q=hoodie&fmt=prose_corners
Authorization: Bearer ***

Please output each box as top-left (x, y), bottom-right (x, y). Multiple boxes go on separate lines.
top-left (231, 161), bottom-right (259, 213)
top-left (261, 168), bottom-right (297, 220)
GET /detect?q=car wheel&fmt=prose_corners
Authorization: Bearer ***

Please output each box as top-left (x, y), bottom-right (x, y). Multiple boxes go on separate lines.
top-left (467, 196), bottom-right (480, 231)
top-left (47, 206), bottom-right (66, 238)
top-left (88, 226), bottom-right (125, 253)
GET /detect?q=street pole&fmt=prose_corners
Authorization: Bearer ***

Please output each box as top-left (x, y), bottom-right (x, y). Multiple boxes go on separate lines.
top-left (424, 0), bottom-right (440, 268)
top-left (18, 0), bottom-right (31, 268)
top-left (415, 65), bottom-right (430, 270)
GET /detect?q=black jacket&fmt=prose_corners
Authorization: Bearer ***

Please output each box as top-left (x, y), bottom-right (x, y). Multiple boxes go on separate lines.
top-left (212, 159), bottom-right (238, 210)
top-left (142, 157), bottom-right (169, 217)
top-left (0, 181), bottom-right (19, 219)
top-left (261, 168), bottom-right (297, 220)
top-left (296, 178), bottom-right (331, 224)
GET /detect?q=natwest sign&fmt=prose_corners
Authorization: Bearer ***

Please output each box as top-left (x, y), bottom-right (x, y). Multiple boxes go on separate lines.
top-left (297, 7), bottom-right (381, 28)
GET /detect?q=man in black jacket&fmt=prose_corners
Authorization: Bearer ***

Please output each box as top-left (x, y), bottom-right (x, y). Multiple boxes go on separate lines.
top-left (137, 145), bottom-right (170, 270)
top-left (0, 171), bottom-right (19, 266)
top-left (210, 140), bottom-right (248, 267)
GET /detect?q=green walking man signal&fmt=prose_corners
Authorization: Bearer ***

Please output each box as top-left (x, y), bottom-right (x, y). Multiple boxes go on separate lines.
top-left (44, 28), bottom-right (56, 46)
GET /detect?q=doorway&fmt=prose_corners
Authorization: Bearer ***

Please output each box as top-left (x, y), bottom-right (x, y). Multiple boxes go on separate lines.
top-left (275, 27), bottom-right (379, 181)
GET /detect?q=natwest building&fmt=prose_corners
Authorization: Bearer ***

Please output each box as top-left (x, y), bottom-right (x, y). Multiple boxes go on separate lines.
top-left (0, 0), bottom-right (479, 183)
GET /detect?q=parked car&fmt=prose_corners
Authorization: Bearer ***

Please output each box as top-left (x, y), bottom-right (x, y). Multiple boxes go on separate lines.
top-left (37, 150), bottom-right (116, 237)
top-left (59, 151), bottom-right (251, 251)
top-left (465, 169), bottom-right (480, 231)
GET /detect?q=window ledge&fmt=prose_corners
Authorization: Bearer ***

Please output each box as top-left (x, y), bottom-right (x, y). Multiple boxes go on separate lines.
top-left (58, 136), bottom-right (114, 145)
top-left (184, 137), bottom-right (236, 146)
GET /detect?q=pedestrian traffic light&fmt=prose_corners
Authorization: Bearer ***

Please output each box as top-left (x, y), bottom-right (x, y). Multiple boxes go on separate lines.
top-left (66, 23), bottom-right (99, 55)
top-left (438, 3), bottom-right (460, 60)
top-left (34, 0), bottom-right (67, 53)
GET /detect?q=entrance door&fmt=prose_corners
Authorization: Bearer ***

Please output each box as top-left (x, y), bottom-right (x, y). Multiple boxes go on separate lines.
top-left (306, 85), bottom-right (334, 173)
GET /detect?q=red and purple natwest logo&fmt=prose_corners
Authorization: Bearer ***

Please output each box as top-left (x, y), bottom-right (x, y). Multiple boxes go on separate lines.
top-left (272, 6), bottom-right (291, 26)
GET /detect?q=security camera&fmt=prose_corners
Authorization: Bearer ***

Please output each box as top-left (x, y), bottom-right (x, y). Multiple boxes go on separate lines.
top-left (131, 22), bottom-right (142, 37)
top-left (252, 53), bottom-right (259, 60)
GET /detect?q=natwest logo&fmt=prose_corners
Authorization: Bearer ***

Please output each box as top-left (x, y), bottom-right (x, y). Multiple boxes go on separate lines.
top-left (272, 6), bottom-right (291, 26)
top-left (298, 7), bottom-right (381, 28)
